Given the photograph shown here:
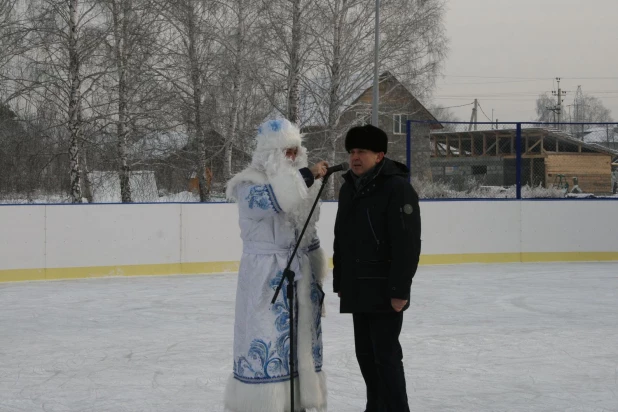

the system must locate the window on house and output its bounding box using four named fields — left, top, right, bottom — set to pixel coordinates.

left=472, top=165, right=488, bottom=175
left=393, top=114, right=411, bottom=135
